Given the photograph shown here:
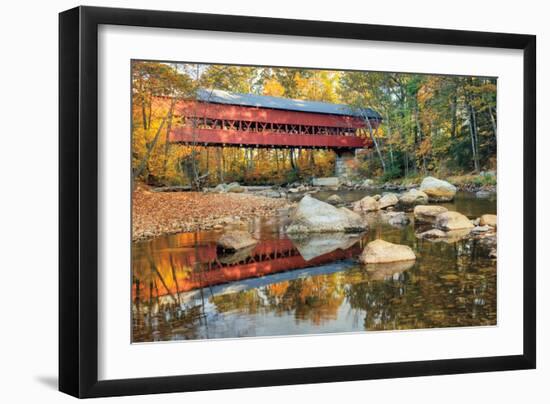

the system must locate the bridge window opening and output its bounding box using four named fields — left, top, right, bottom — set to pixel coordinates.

left=179, top=116, right=369, bottom=139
